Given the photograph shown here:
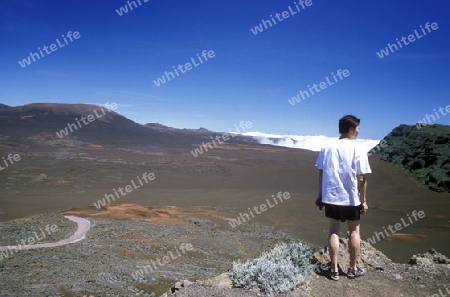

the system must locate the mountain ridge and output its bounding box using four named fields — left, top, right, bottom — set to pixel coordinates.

left=0, top=103, right=258, bottom=149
